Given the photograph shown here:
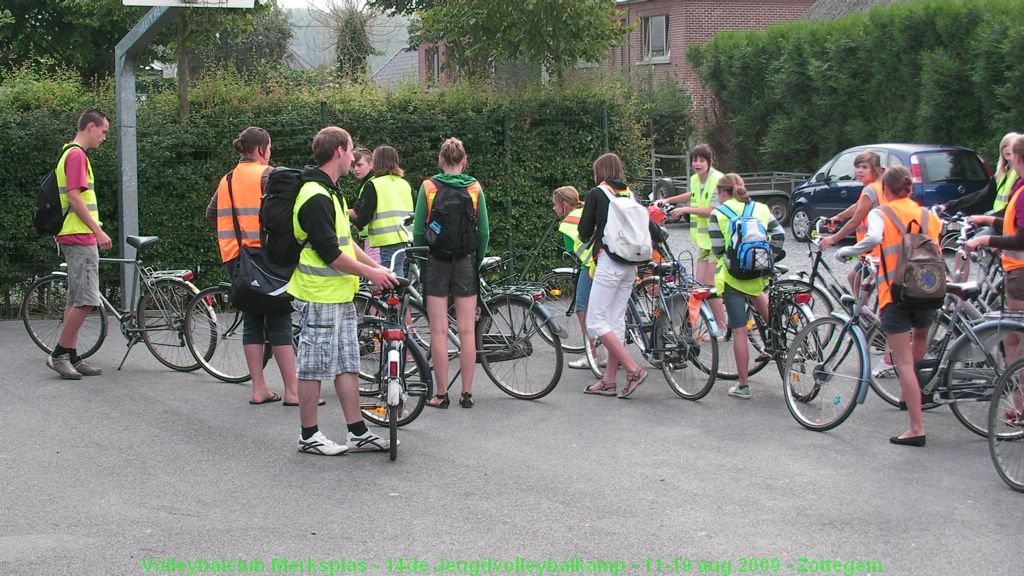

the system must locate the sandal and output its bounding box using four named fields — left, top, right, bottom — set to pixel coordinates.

left=459, top=392, right=474, bottom=408
left=427, top=393, right=450, bottom=409
left=584, top=380, right=617, bottom=396
left=619, top=368, right=648, bottom=399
